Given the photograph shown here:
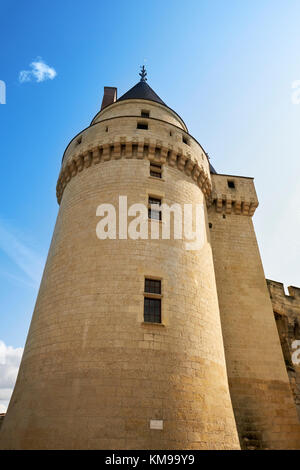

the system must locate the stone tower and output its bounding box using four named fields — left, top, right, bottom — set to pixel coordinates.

left=0, top=71, right=240, bottom=449
left=208, top=177, right=300, bottom=449
left=1, top=70, right=299, bottom=450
